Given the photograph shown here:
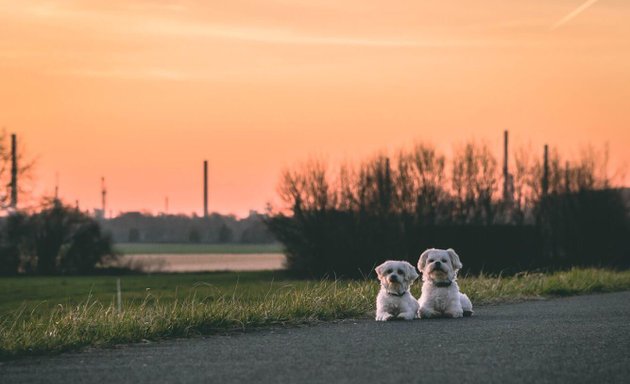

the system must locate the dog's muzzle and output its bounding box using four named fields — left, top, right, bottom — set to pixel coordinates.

left=388, top=275, right=399, bottom=283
